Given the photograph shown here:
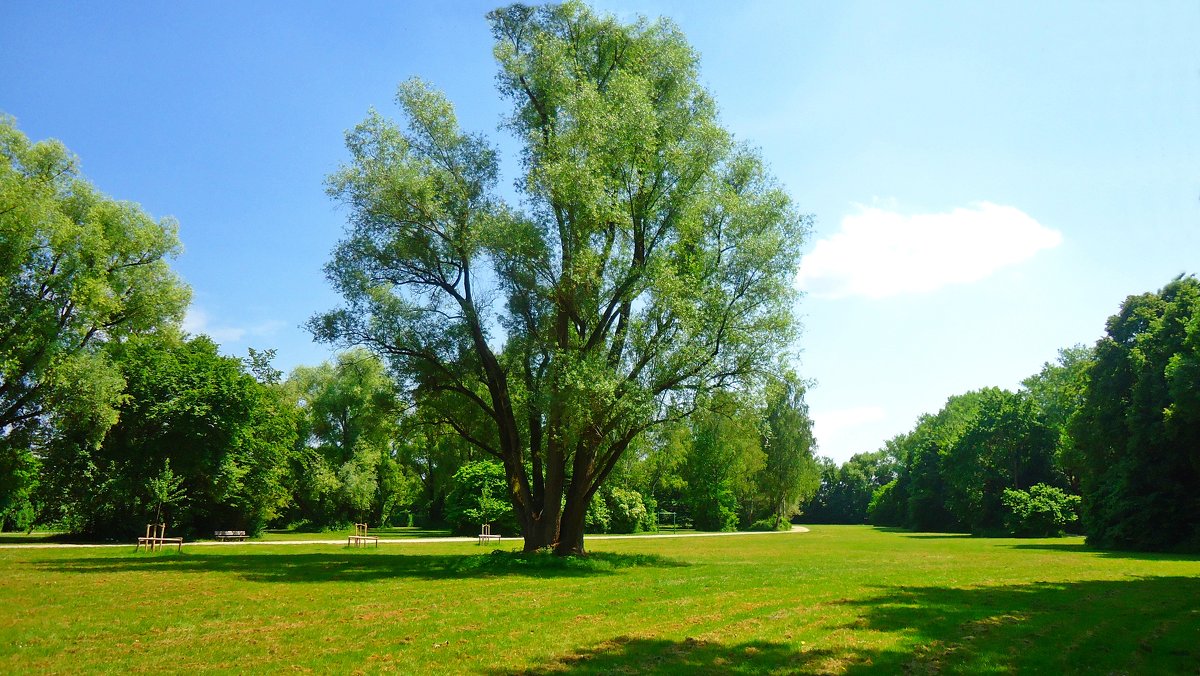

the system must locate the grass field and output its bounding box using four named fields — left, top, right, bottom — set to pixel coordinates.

left=1, top=526, right=1197, bottom=674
